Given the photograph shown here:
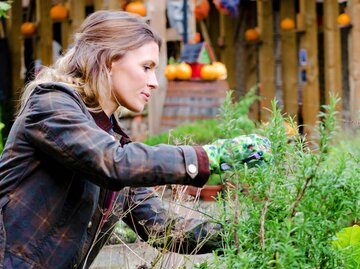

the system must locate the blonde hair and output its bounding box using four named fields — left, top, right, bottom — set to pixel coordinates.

left=19, top=10, right=162, bottom=113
